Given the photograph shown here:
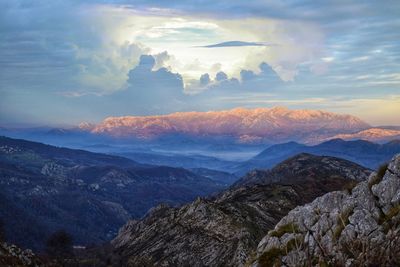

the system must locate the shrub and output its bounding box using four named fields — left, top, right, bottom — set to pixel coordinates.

left=46, top=230, right=74, bottom=260
left=343, top=181, right=358, bottom=195
left=333, top=208, right=353, bottom=240
left=285, top=236, right=303, bottom=252
left=368, top=163, right=388, bottom=189
left=0, top=218, right=4, bottom=241
left=379, top=204, right=400, bottom=233
left=258, top=247, right=283, bottom=267
left=377, top=163, right=389, bottom=179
